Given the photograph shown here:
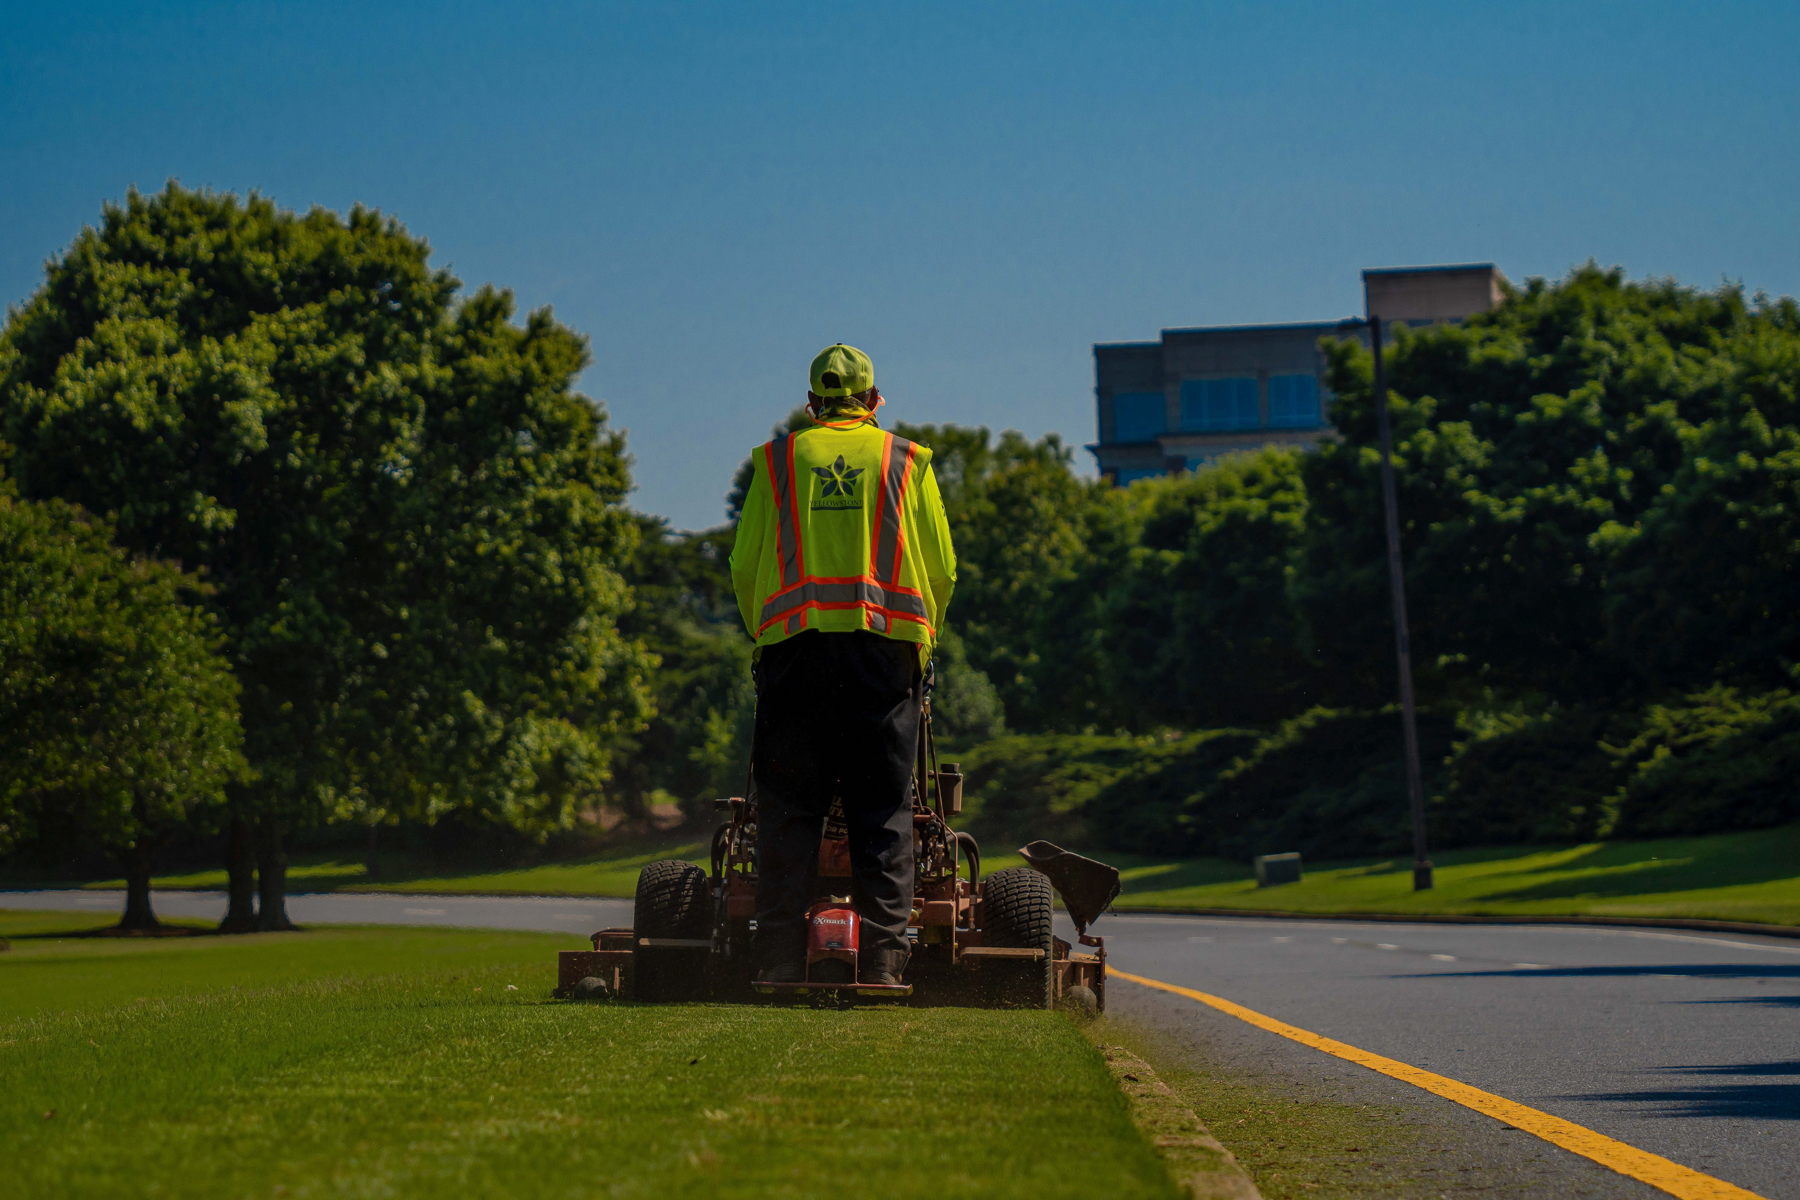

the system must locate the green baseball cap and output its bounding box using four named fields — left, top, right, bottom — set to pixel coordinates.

left=809, top=343, right=875, bottom=398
